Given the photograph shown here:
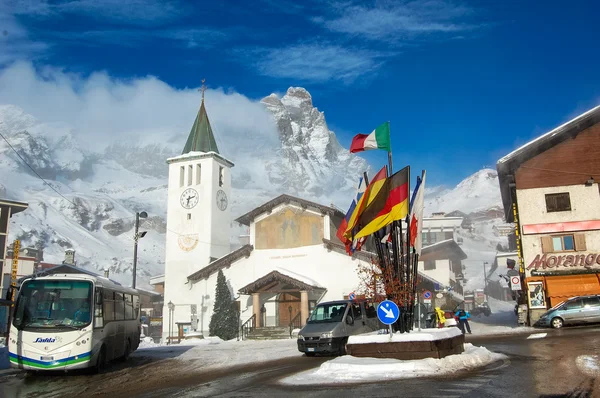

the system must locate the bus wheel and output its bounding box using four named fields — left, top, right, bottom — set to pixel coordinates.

left=121, top=340, right=131, bottom=362
left=94, top=346, right=106, bottom=374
